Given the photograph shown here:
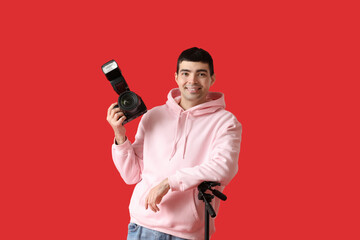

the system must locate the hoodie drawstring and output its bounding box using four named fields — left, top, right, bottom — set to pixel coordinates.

left=169, top=112, right=192, bottom=160
left=182, top=112, right=191, bottom=159
left=169, top=112, right=181, bottom=160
